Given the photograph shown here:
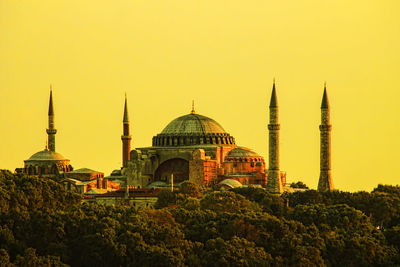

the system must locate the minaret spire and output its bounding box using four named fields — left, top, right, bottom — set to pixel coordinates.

left=123, top=93, right=129, bottom=123
left=46, top=85, right=57, bottom=152
left=266, top=80, right=283, bottom=194
left=48, top=85, right=54, bottom=116
left=121, top=94, right=132, bottom=167
left=321, top=82, right=329, bottom=109
left=318, top=83, right=334, bottom=192
left=269, top=79, right=278, bottom=107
